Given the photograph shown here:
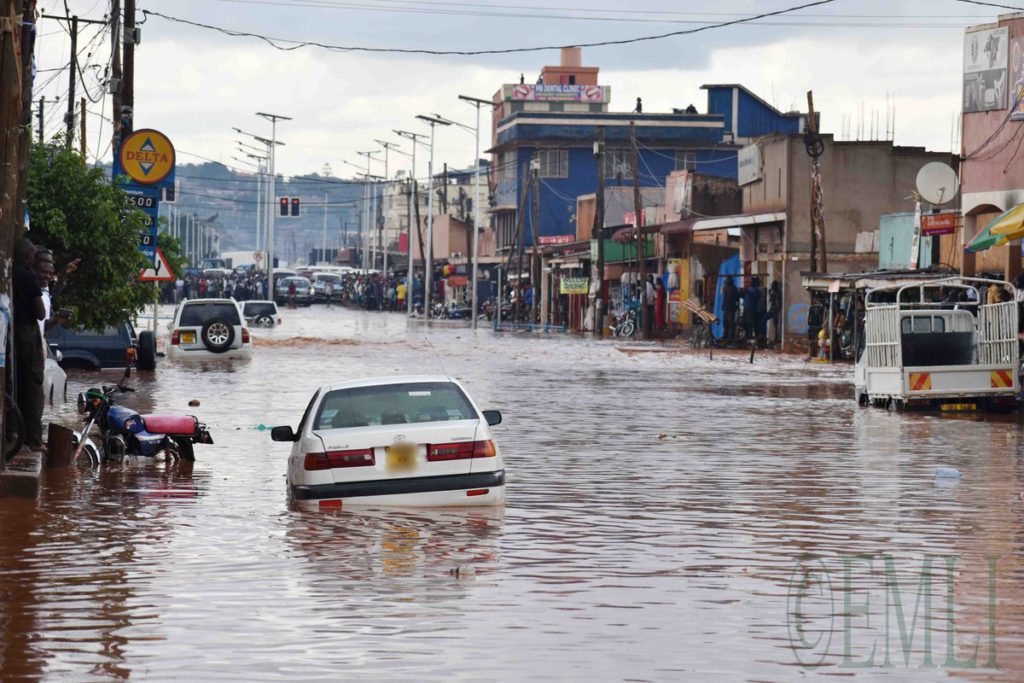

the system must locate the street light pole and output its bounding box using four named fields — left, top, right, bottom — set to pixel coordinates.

left=356, top=150, right=380, bottom=272
left=396, top=130, right=427, bottom=316
left=257, top=112, right=292, bottom=299
left=459, top=95, right=495, bottom=329
left=416, top=115, right=452, bottom=318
